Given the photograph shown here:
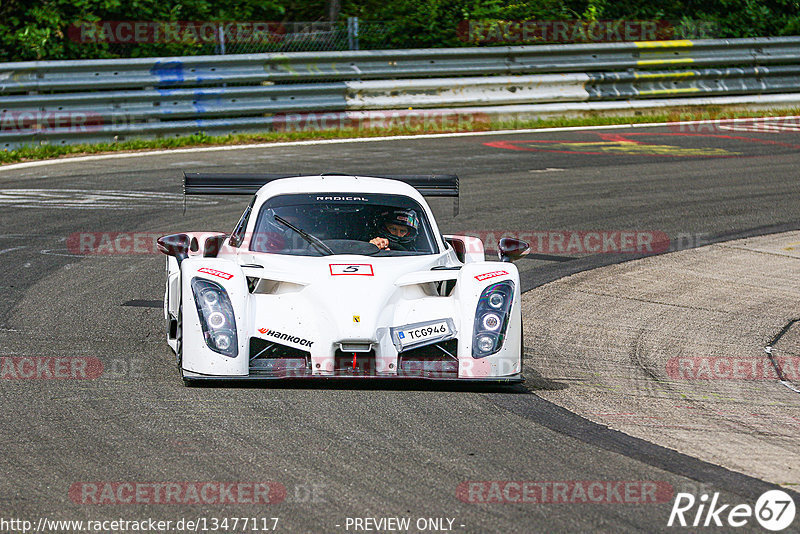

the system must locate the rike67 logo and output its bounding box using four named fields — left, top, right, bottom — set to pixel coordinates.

left=668, top=490, right=795, bottom=531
